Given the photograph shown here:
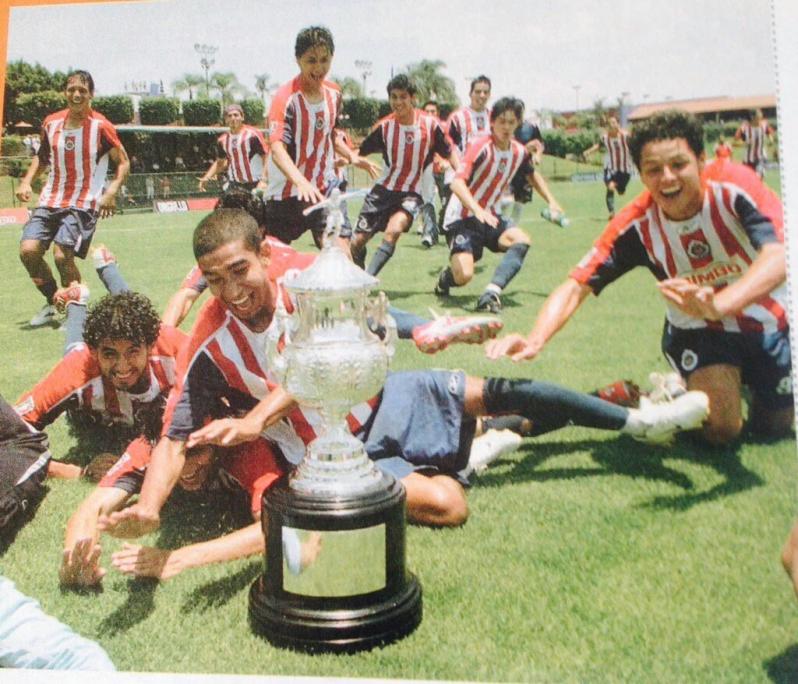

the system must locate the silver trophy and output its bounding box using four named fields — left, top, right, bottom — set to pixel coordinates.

left=249, top=189, right=422, bottom=653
